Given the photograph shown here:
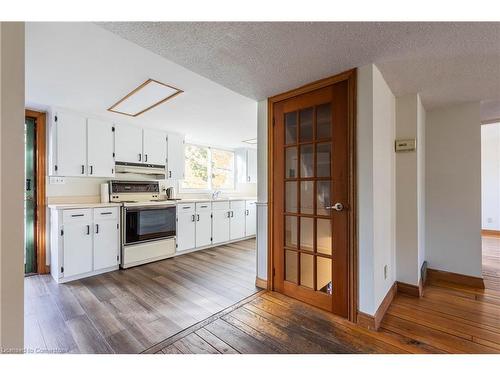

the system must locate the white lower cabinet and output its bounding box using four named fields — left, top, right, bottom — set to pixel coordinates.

left=245, top=200, right=257, bottom=236
left=176, top=204, right=196, bottom=252
left=50, top=206, right=120, bottom=283
left=229, top=200, right=246, bottom=240
left=93, top=208, right=120, bottom=270
left=212, top=202, right=230, bottom=245
left=62, top=209, right=93, bottom=278
left=175, top=199, right=256, bottom=254
left=195, top=202, right=212, bottom=248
